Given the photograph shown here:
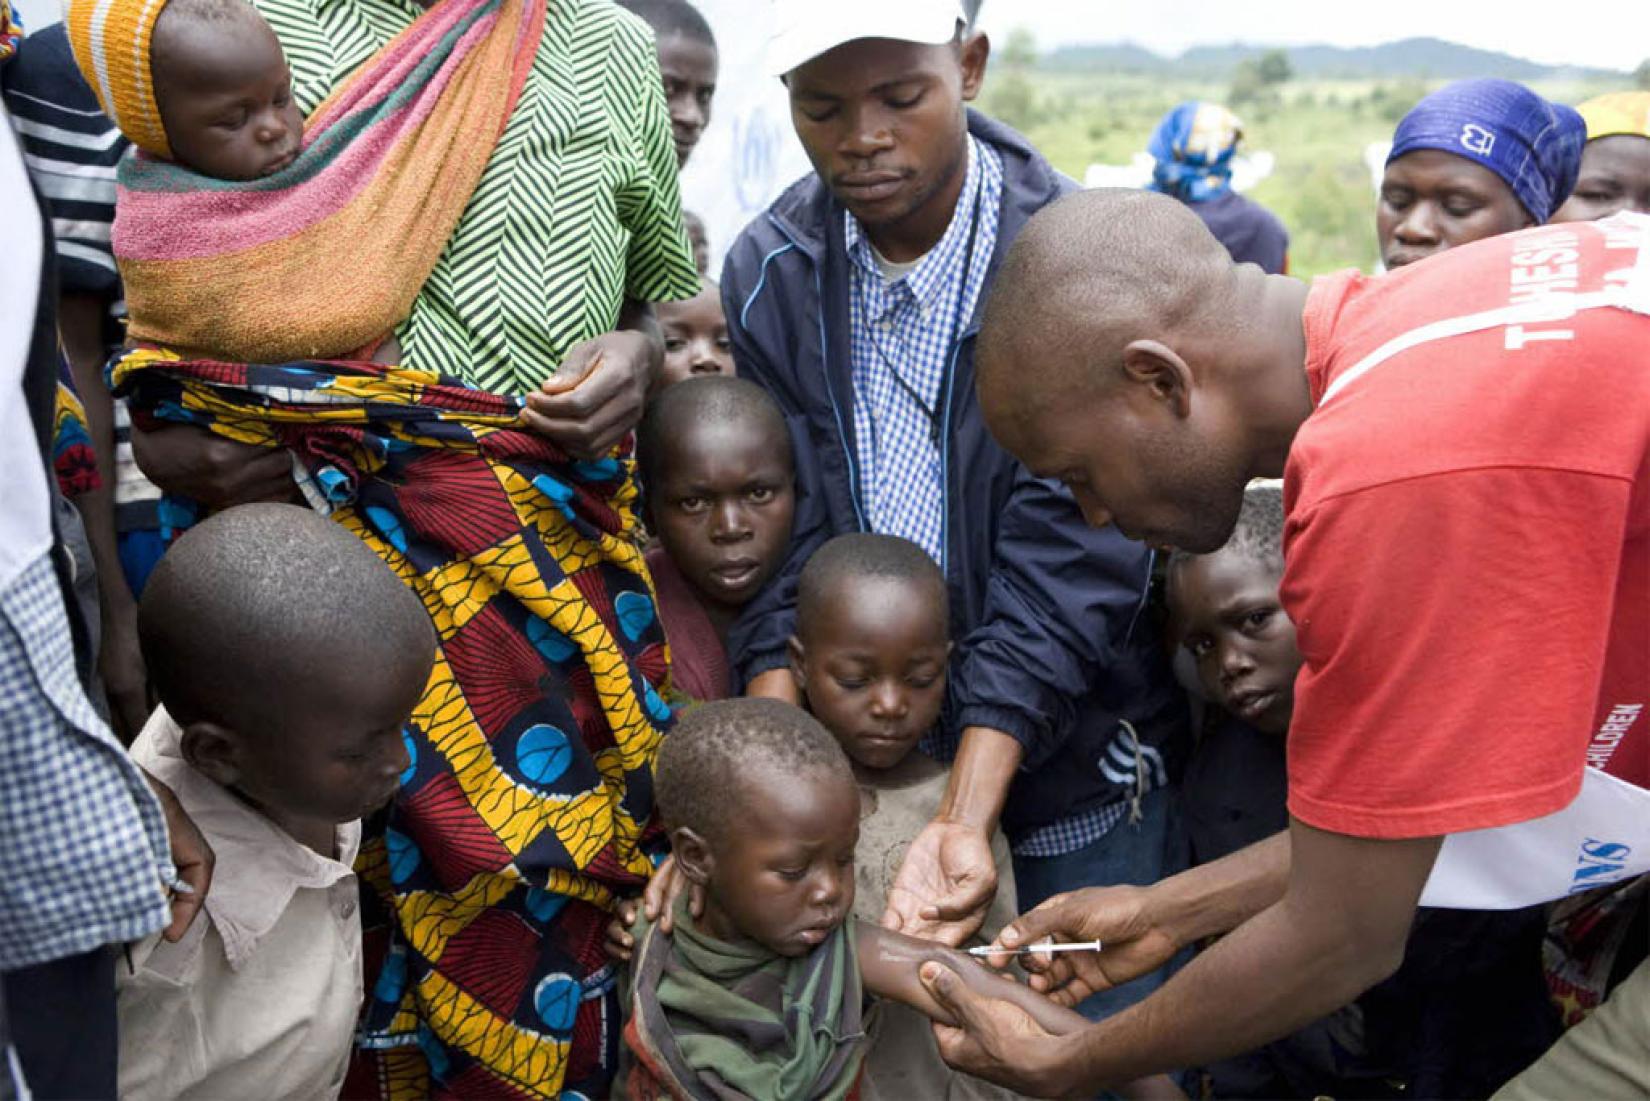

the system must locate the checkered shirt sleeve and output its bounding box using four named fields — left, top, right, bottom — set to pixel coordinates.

left=1010, top=801, right=1131, bottom=859
left=0, top=552, right=171, bottom=970
left=845, top=139, right=1003, bottom=562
